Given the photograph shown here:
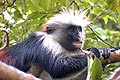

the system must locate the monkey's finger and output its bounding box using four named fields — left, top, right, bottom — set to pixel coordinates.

left=100, top=49, right=120, bottom=65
